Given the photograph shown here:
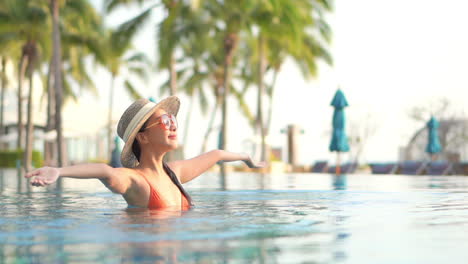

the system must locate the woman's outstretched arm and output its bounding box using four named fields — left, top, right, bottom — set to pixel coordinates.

left=168, top=149, right=266, bottom=184
left=24, top=164, right=133, bottom=194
